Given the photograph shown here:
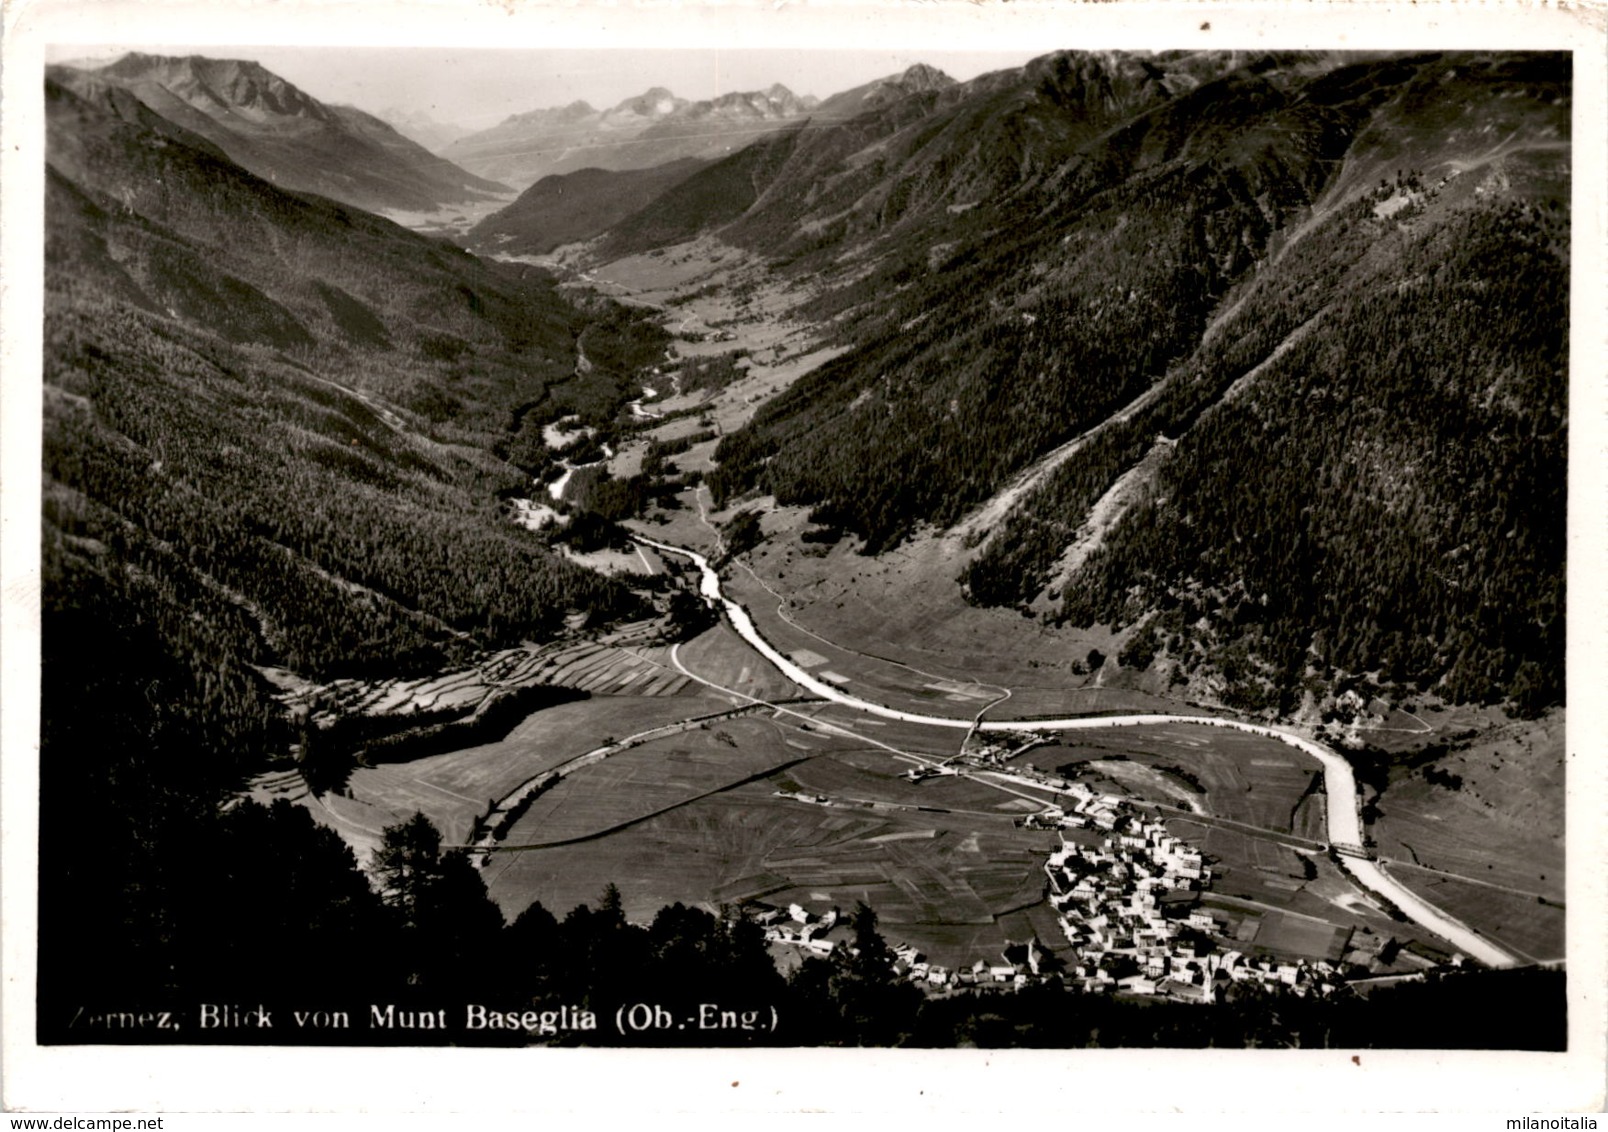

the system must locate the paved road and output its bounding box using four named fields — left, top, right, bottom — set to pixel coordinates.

left=635, top=534, right=1521, bottom=969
